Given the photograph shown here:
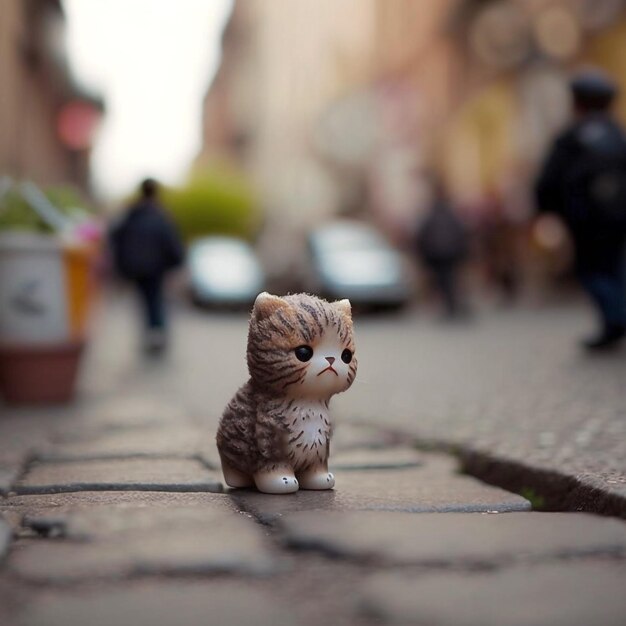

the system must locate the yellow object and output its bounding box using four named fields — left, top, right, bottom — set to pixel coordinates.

left=443, top=80, right=517, bottom=201
left=62, top=244, right=95, bottom=339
